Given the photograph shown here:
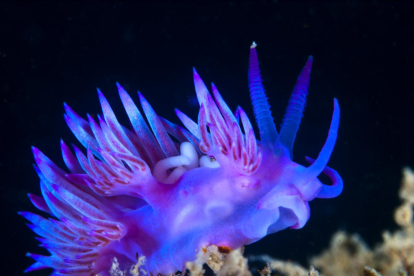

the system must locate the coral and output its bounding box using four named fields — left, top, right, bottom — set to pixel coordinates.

left=249, top=254, right=320, bottom=276
left=310, top=231, right=374, bottom=275
left=400, top=167, right=414, bottom=205
left=310, top=167, right=414, bottom=276
left=104, top=256, right=147, bottom=276
left=371, top=168, right=414, bottom=276
left=185, top=245, right=251, bottom=276
left=185, top=245, right=321, bottom=276
left=268, top=261, right=315, bottom=276
left=258, top=262, right=272, bottom=276
left=364, top=266, right=382, bottom=276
